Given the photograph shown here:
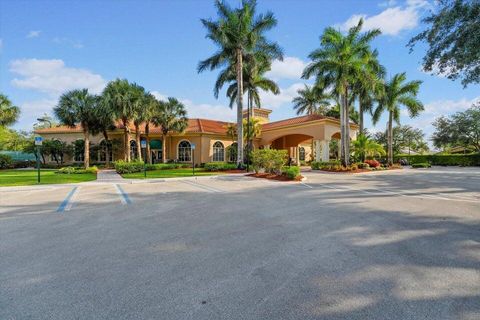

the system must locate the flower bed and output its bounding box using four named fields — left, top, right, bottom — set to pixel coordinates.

left=247, top=172, right=303, bottom=182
